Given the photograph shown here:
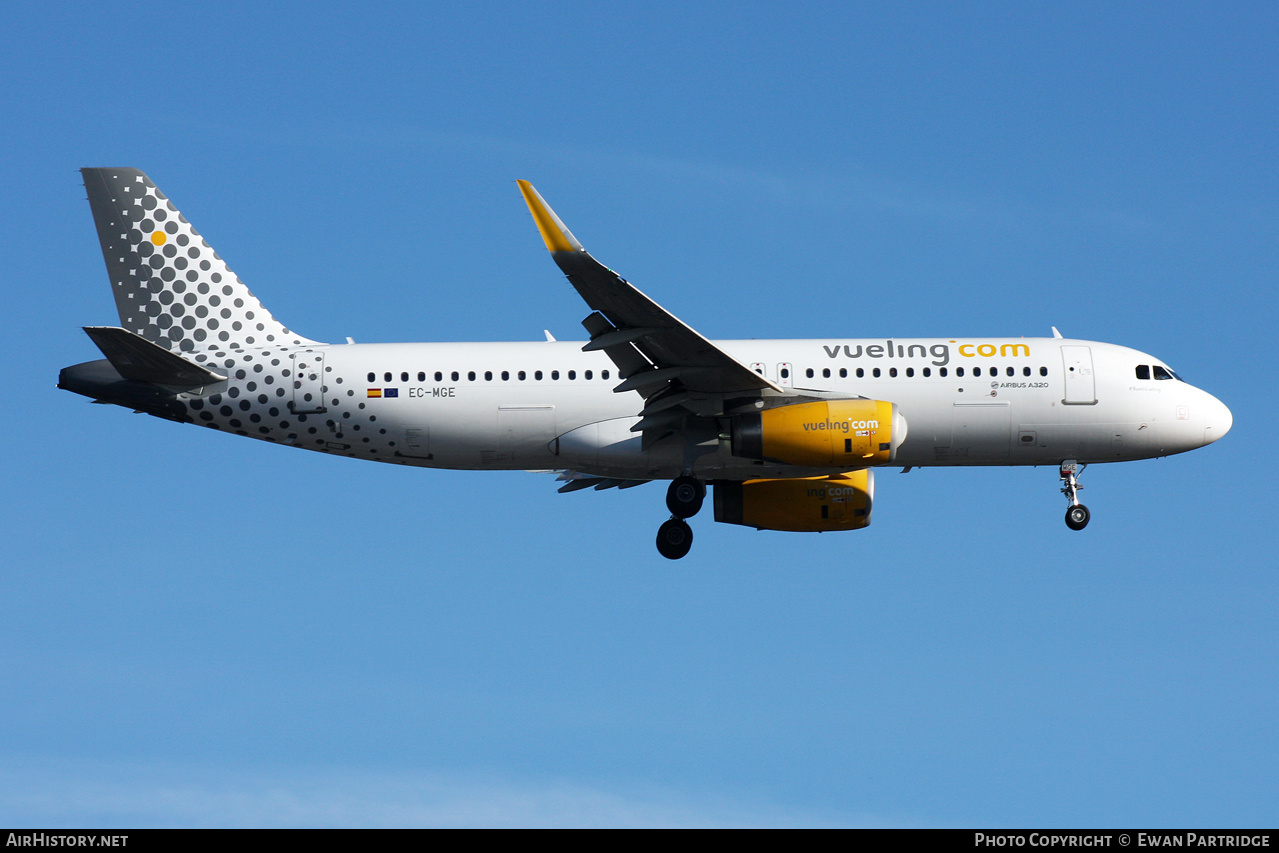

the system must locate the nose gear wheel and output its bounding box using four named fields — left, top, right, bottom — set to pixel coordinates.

left=1060, top=461, right=1090, bottom=531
